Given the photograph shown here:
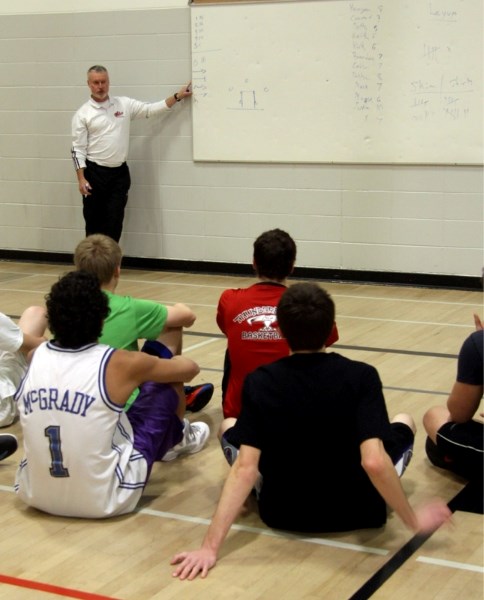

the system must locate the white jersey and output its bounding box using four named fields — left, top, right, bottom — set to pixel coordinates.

left=0, top=312, right=26, bottom=427
left=14, top=341, right=148, bottom=518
